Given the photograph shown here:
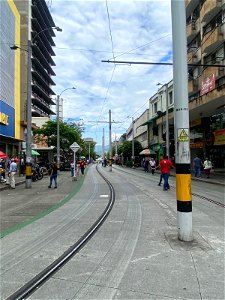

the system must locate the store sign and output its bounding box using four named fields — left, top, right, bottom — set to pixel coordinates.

left=0, top=112, right=9, bottom=125
left=200, top=74, right=215, bottom=96
left=0, top=100, right=15, bottom=137
left=214, top=129, right=225, bottom=145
